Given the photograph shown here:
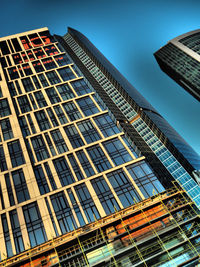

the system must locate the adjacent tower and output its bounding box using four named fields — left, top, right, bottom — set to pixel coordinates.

left=154, top=29, right=200, bottom=101
left=0, top=27, right=200, bottom=266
